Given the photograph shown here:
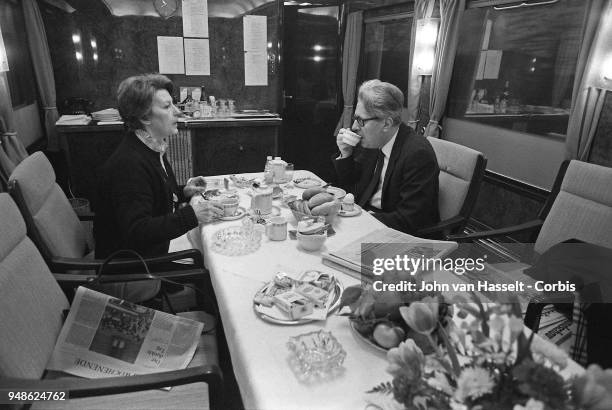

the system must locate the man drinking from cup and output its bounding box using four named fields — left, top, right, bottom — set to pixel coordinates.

left=332, top=79, right=440, bottom=235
